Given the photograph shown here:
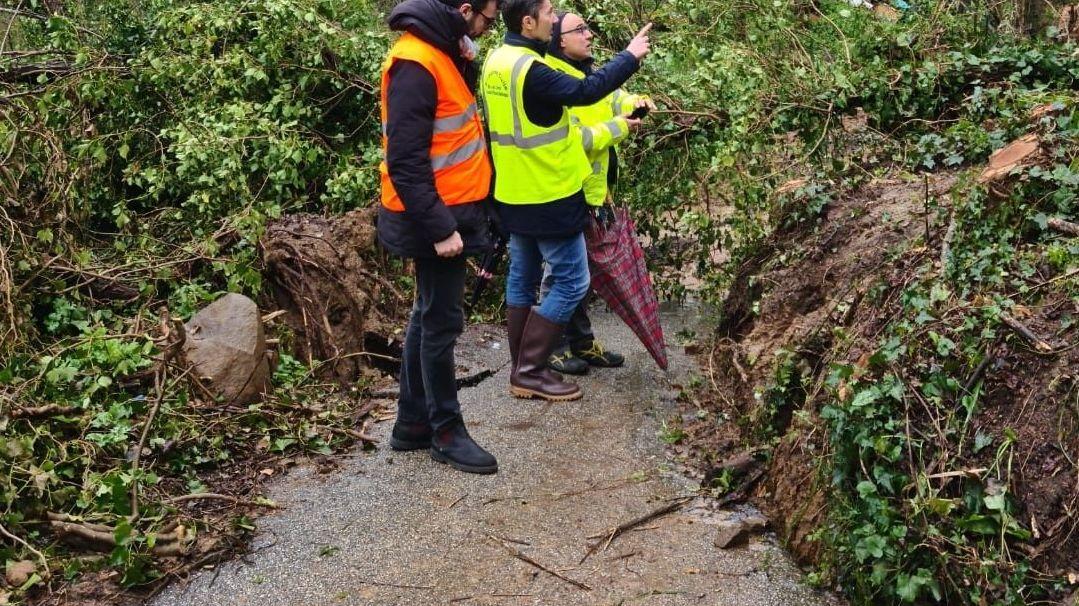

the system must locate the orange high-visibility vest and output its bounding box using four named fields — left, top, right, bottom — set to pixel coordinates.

left=379, top=32, right=491, bottom=212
